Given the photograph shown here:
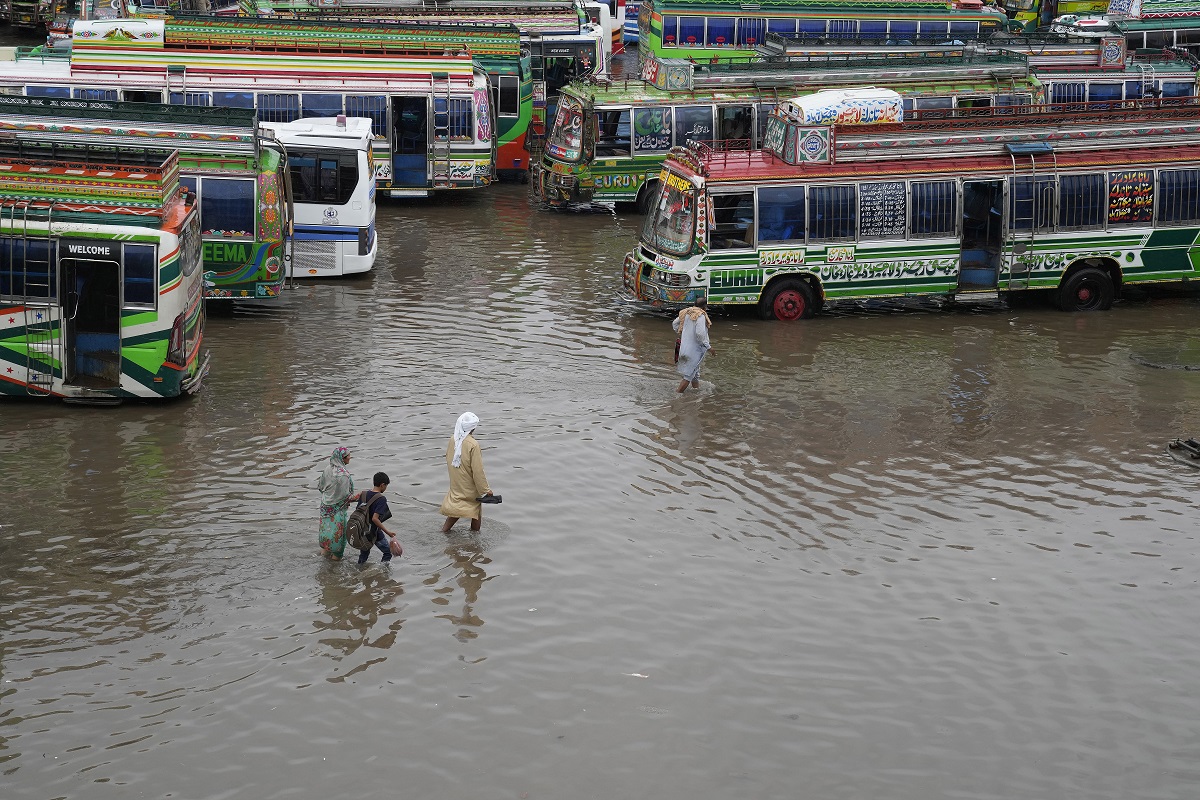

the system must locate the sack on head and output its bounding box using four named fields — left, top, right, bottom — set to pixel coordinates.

left=346, top=492, right=378, bottom=550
